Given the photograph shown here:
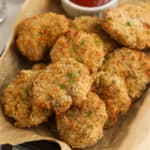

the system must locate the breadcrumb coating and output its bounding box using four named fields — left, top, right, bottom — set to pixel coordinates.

left=71, top=16, right=118, bottom=54
left=50, top=30, right=104, bottom=73
left=16, top=13, right=70, bottom=61
left=32, top=58, right=92, bottom=114
left=102, top=3, right=150, bottom=49
left=102, top=48, right=150, bottom=100
left=1, top=70, right=52, bottom=128
left=56, top=92, right=108, bottom=148
left=93, top=71, right=131, bottom=127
